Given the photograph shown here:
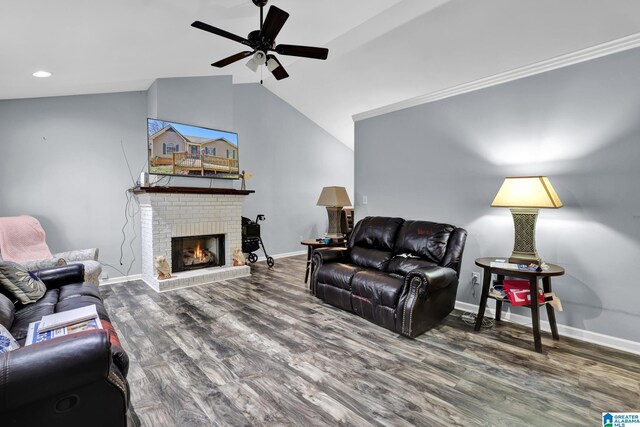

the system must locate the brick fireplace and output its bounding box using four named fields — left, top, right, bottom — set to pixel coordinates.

left=135, top=186, right=253, bottom=292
